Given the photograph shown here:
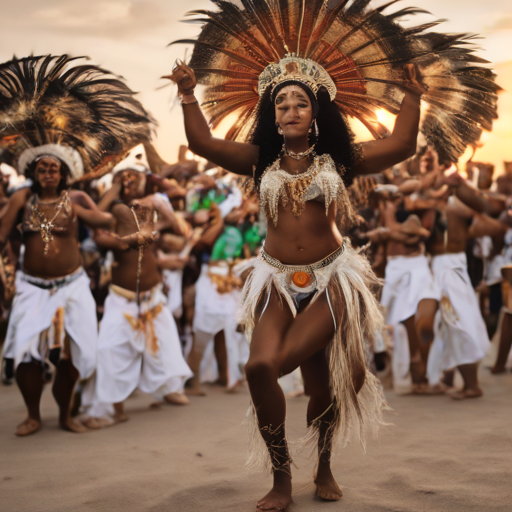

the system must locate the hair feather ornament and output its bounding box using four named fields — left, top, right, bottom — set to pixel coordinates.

left=170, top=0, right=500, bottom=164
left=0, top=54, right=155, bottom=183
